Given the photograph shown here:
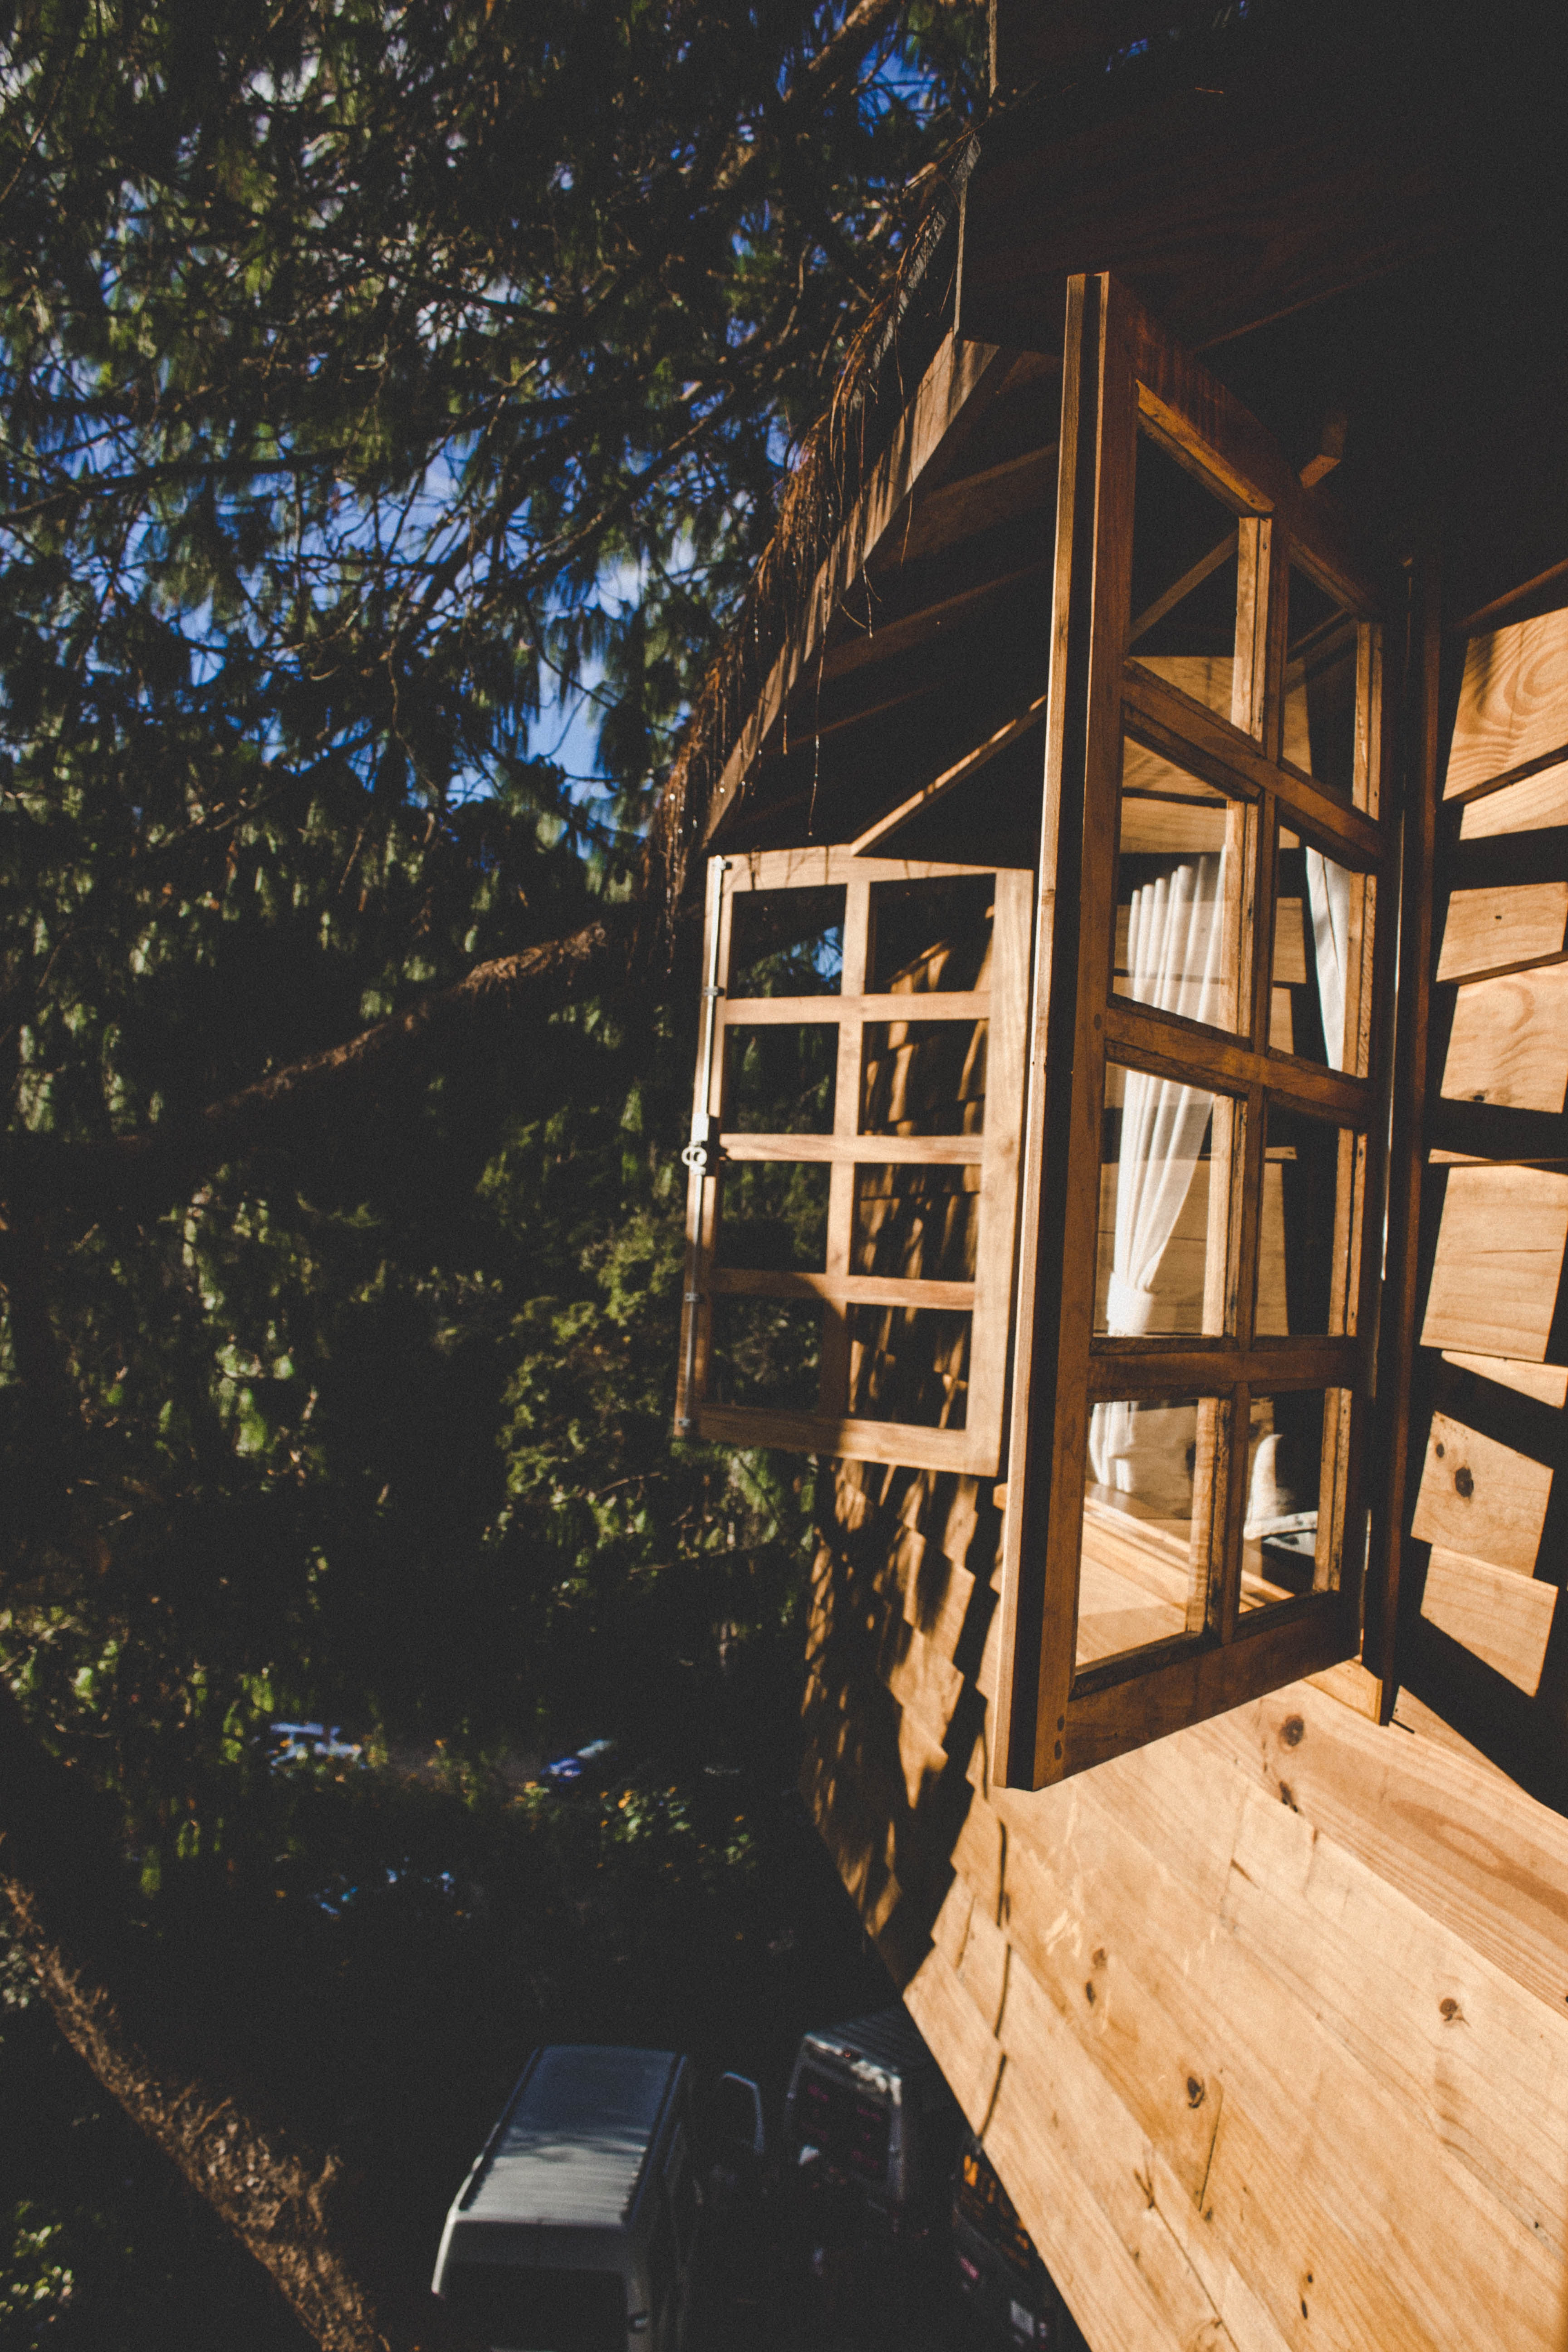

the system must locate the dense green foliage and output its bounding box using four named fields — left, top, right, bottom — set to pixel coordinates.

left=0, top=0, right=985, bottom=2336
